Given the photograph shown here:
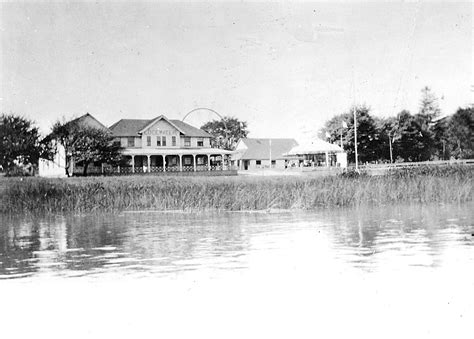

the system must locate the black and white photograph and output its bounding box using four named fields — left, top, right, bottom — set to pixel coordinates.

left=0, top=1, right=473, bottom=338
